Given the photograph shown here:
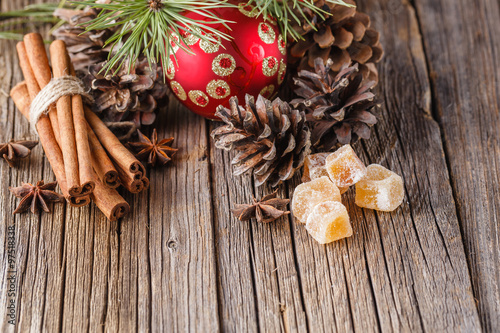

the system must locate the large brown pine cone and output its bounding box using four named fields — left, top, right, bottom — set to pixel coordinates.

left=291, top=58, right=378, bottom=151
left=288, top=0, right=383, bottom=83
left=211, top=95, right=311, bottom=187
